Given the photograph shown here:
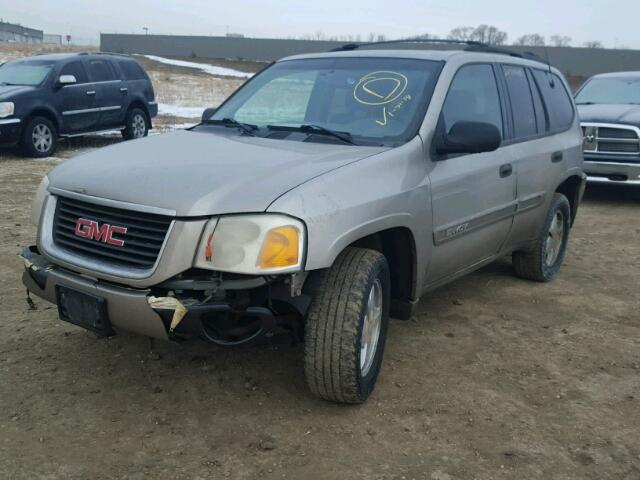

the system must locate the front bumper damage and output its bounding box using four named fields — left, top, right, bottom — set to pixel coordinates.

left=20, top=246, right=304, bottom=344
